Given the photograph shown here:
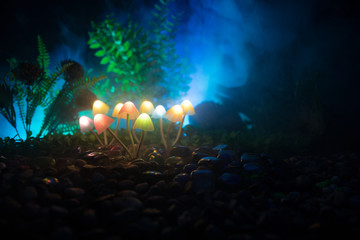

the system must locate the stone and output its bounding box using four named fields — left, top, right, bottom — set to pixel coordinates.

left=92, top=172, right=105, bottom=183
left=112, top=197, right=143, bottom=210
left=135, top=182, right=149, bottom=194
left=169, top=145, right=192, bottom=160
left=219, top=173, right=242, bottom=186
left=183, top=164, right=197, bottom=174
left=190, top=169, right=215, bottom=192
left=243, top=163, right=261, bottom=172
left=217, top=149, right=237, bottom=162
left=165, top=156, right=185, bottom=166
left=64, top=187, right=85, bottom=198
left=21, top=186, right=38, bottom=202
left=173, top=173, right=190, bottom=185
left=240, top=153, right=261, bottom=164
